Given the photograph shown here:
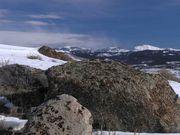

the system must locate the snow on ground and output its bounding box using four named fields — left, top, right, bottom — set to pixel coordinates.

left=0, top=115, right=27, bottom=131
left=92, top=131, right=179, bottom=135
left=168, top=70, right=180, bottom=79
left=168, top=80, right=180, bottom=96
left=0, top=44, right=67, bottom=70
